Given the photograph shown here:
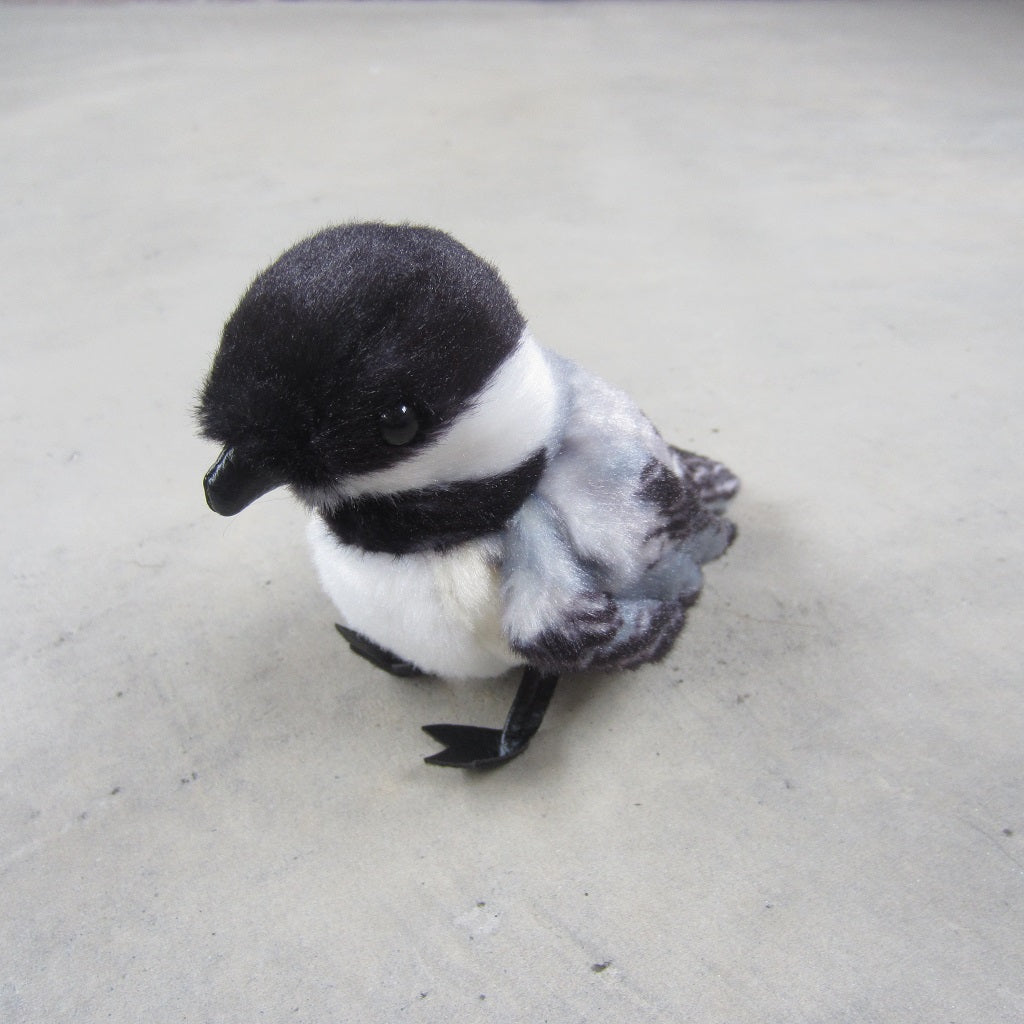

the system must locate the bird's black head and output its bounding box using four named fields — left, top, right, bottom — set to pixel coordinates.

left=196, top=223, right=525, bottom=515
